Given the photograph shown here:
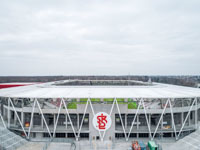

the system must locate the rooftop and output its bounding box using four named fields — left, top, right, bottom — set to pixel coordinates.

left=0, top=80, right=200, bottom=99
